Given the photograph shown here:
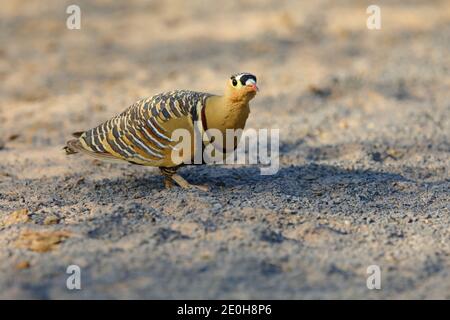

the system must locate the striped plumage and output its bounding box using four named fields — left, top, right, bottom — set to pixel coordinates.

left=68, top=90, right=212, bottom=167
left=65, top=73, right=258, bottom=190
